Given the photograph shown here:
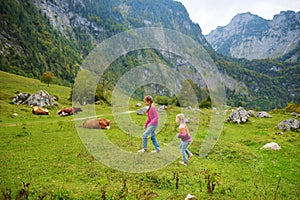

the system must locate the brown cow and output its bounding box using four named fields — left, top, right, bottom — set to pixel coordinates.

left=83, top=118, right=111, bottom=129
left=57, top=107, right=82, bottom=116
left=32, top=106, right=49, bottom=115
